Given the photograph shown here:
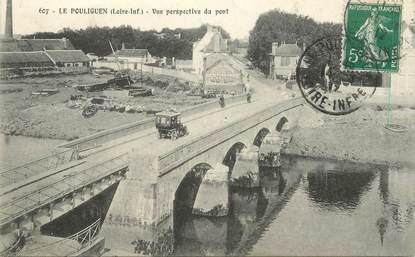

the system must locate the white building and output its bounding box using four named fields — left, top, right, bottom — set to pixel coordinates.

left=192, top=25, right=228, bottom=75
left=106, top=44, right=155, bottom=66
left=269, top=42, right=303, bottom=80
